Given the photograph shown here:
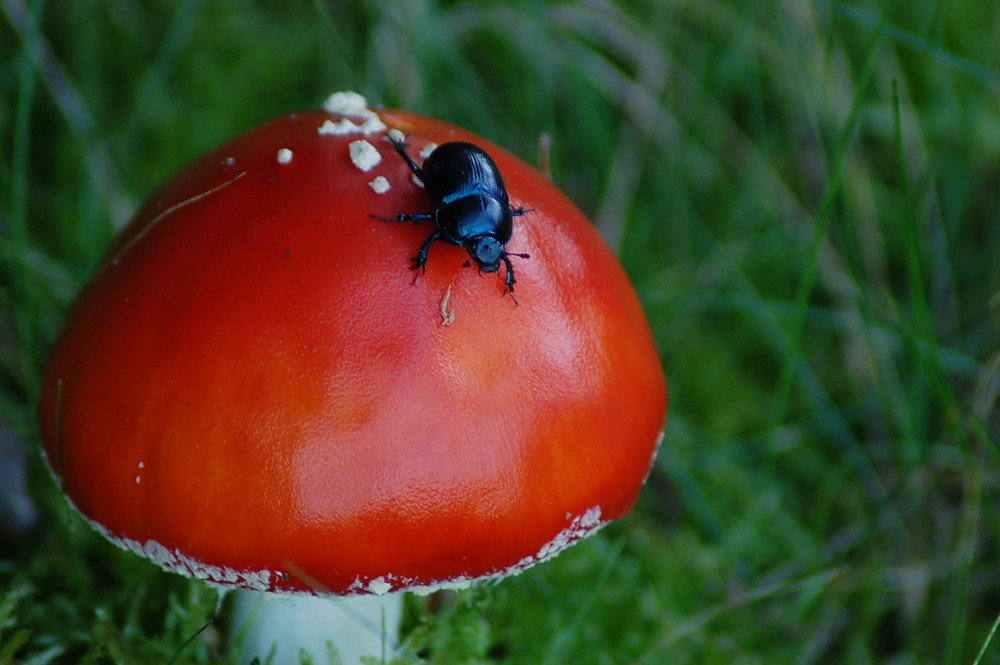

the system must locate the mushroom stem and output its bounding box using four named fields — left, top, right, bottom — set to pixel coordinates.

left=229, top=590, right=402, bottom=664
